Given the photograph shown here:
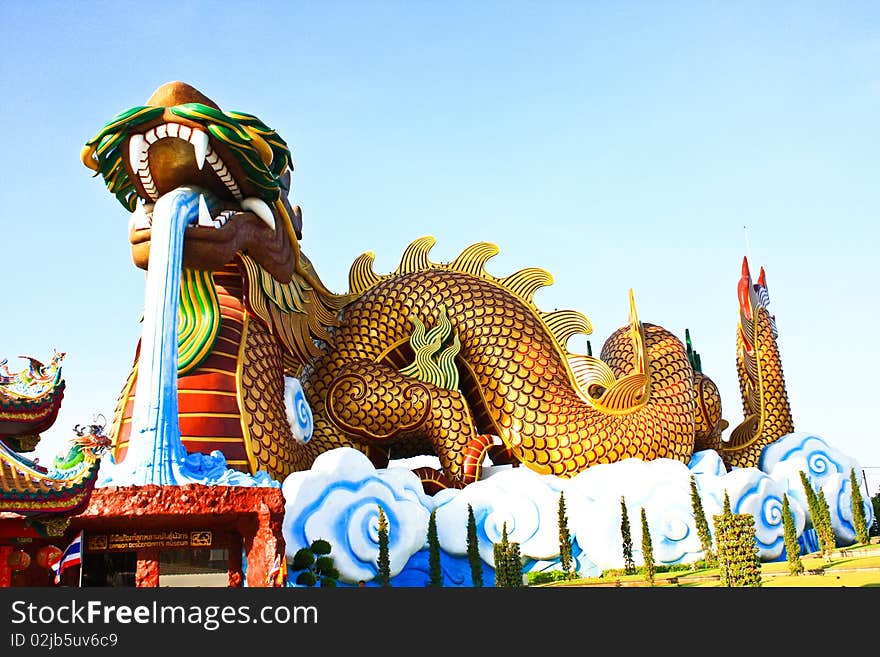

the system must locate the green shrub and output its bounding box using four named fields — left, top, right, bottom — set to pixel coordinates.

left=713, top=497, right=762, bottom=587
left=601, top=563, right=690, bottom=578
left=291, top=548, right=315, bottom=570
left=291, top=539, right=339, bottom=587
left=528, top=570, right=569, bottom=585
left=296, top=571, right=317, bottom=587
